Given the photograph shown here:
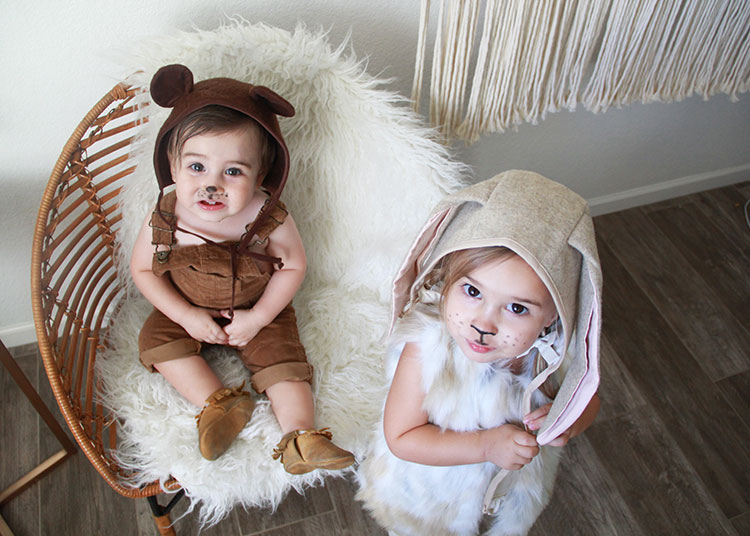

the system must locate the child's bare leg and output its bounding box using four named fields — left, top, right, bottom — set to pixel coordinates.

left=157, top=355, right=254, bottom=460
left=267, top=380, right=353, bottom=473
left=265, top=380, right=314, bottom=433
left=154, top=355, right=224, bottom=407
